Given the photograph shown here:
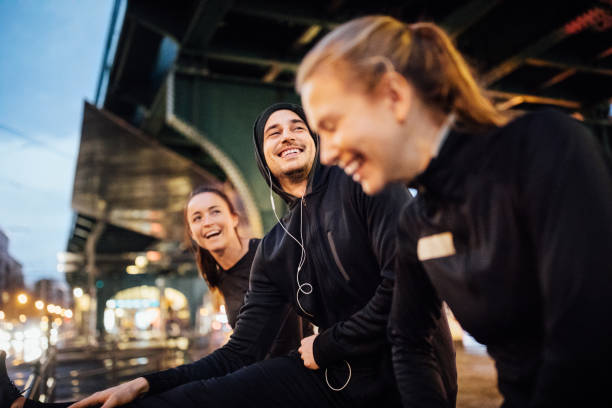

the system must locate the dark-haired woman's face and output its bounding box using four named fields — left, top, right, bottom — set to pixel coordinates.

left=187, top=192, right=239, bottom=253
